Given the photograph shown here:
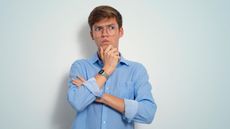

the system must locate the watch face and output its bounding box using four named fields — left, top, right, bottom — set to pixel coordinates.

left=99, top=70, right=104, bottom=74
left=98, top=69, right=109, bottom=79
